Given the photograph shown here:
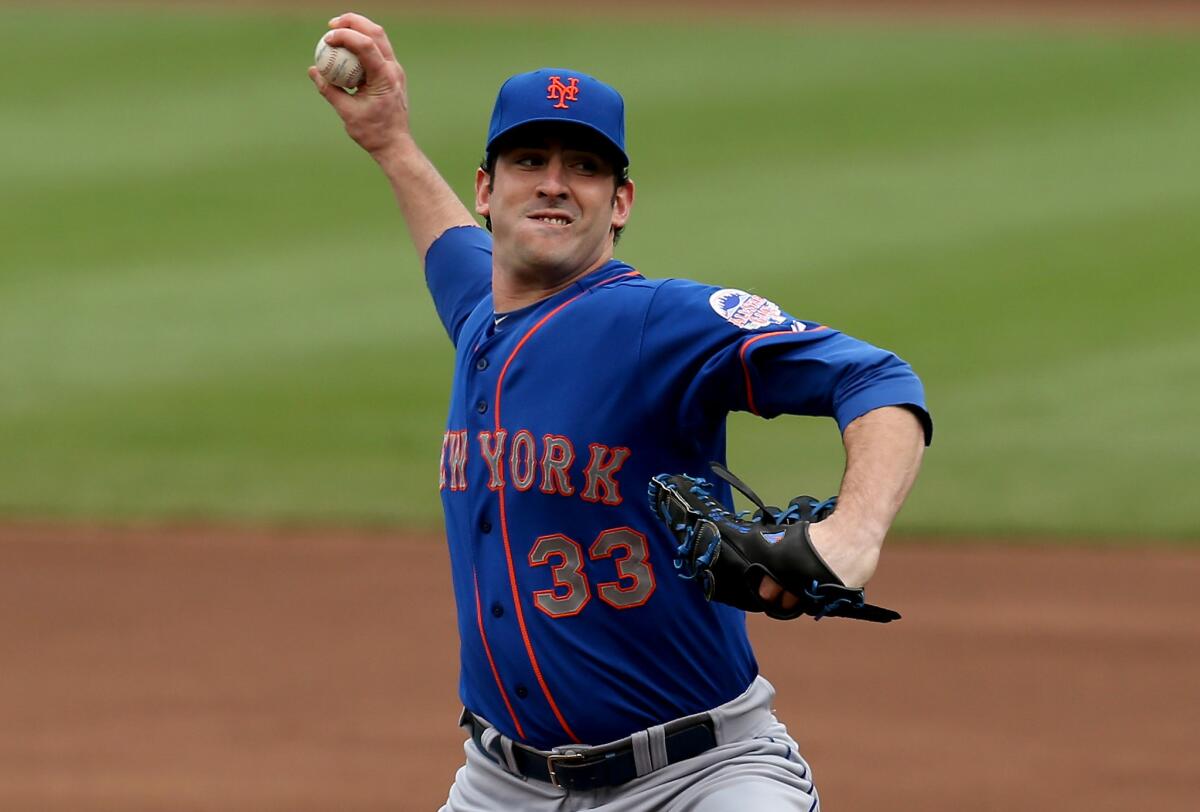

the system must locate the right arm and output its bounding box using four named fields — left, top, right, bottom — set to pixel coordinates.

left=309, top=13, right=477, bottom=259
